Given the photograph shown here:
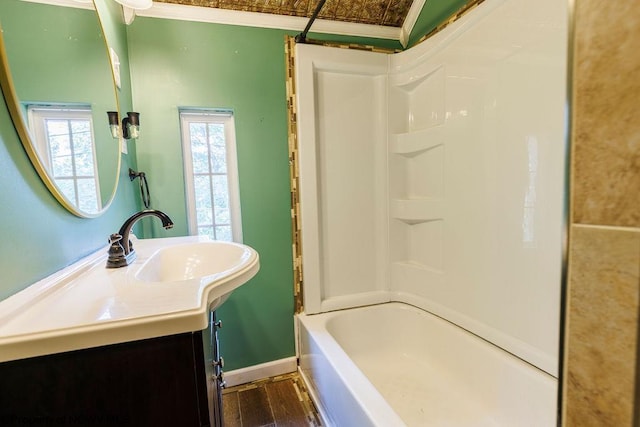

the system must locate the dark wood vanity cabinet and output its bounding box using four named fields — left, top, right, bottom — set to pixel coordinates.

left=0, top=329, right=218, bottom=427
